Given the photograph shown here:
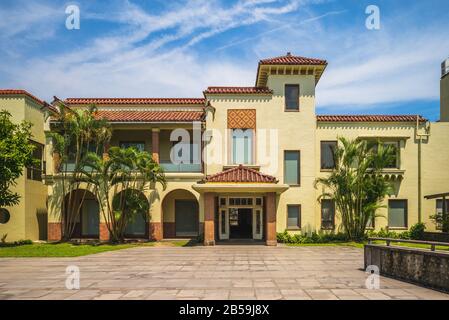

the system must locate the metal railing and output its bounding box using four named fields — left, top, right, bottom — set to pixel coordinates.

left=368, top=237, right=449, bottom=252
